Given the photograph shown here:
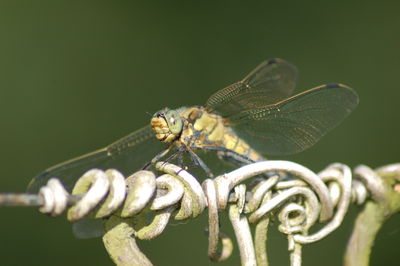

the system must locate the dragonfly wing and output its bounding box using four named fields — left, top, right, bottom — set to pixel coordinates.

left=226, top=84, right=359, bottom=155
left=205, top=58, right=298, bottom=117
left=28, top=125, right=164, bottom=192
left=72, top=218, right=104, bottom=239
